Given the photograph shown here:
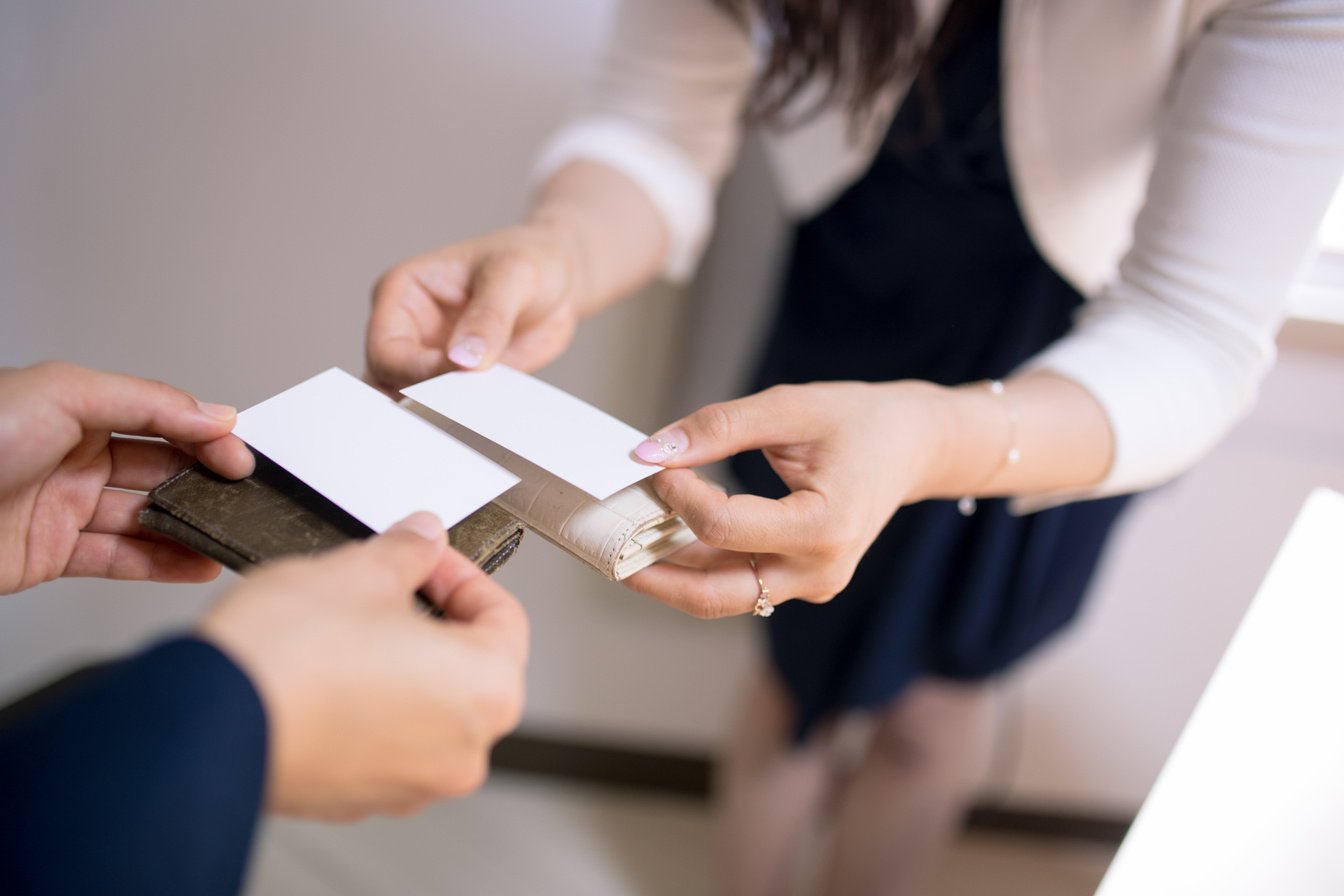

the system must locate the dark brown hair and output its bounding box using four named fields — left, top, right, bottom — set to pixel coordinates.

left=713, top=0, right=992, bottom=132
left=712, top=0, right=921, bottom=128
